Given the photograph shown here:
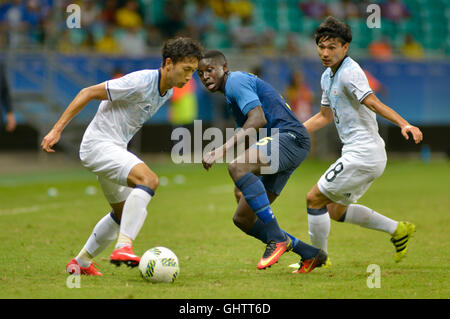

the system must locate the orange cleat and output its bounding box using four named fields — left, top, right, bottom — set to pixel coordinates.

left=257, top=237, right=292, bottom=270
left=66, top=258, right=102, bottom=276
left=292, top=249, right=328, bottom=274
left=110, top=245, right=140, bottom=268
